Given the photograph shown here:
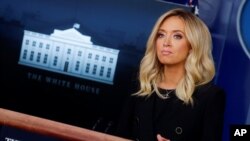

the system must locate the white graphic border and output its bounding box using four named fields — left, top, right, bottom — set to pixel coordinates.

left=237, top=0, right=250, bottom=59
